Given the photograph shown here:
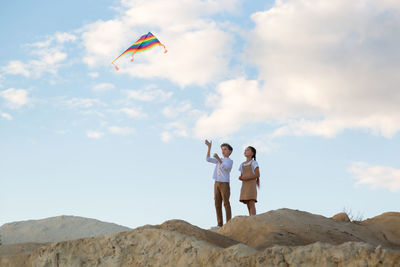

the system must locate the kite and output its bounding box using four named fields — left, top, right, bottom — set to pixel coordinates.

left=111, top=32, right=167, bottom=70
